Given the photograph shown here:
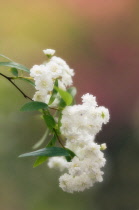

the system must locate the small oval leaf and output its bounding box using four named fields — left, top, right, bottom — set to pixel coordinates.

left=48, top=79, right=58, bottom=105
left=10, top=68, right=18, bottom=77
left=43, top=114, right=56, bottom=130
left=0, top=62, right=29, bottom=73
left=33, top=156, right=48, bottom=168
left=33, top=135, right=57, bottom=167
left=19, top=147, right=71, bottom=158
left=47, top=135, right=57, bottom=147
left=55, top=87, right=73, bottom=106
left=21, top=101, right=48, bottom=112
